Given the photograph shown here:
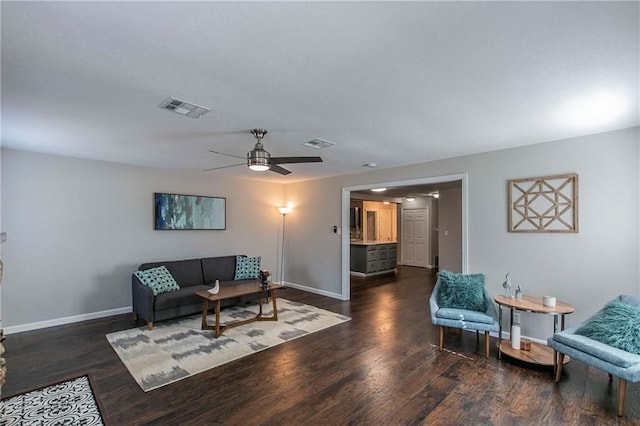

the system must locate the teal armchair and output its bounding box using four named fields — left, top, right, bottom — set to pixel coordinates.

left=548, top=295, right=640, bottom=417
left=429, top=277, right=499, bottom=358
